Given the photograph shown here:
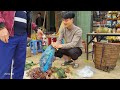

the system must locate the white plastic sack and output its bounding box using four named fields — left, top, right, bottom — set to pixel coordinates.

left=77, top=66, right=95, bottom=78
